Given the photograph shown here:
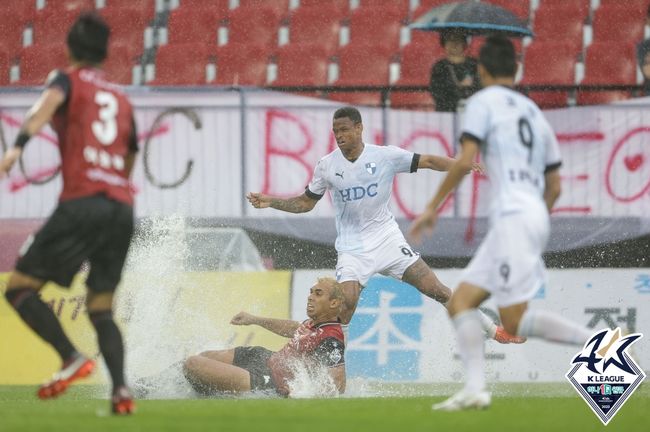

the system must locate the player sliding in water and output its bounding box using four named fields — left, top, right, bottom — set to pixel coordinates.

left=247, top=106, right=524, bottom=345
